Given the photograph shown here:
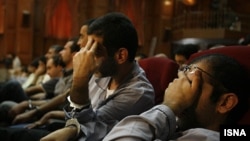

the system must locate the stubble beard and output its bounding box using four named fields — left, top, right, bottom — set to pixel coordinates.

left=98, top=56, right=118, bottom=77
